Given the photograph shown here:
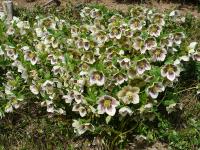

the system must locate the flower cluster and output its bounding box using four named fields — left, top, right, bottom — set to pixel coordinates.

left=0, top=6, right=199, bottom=135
